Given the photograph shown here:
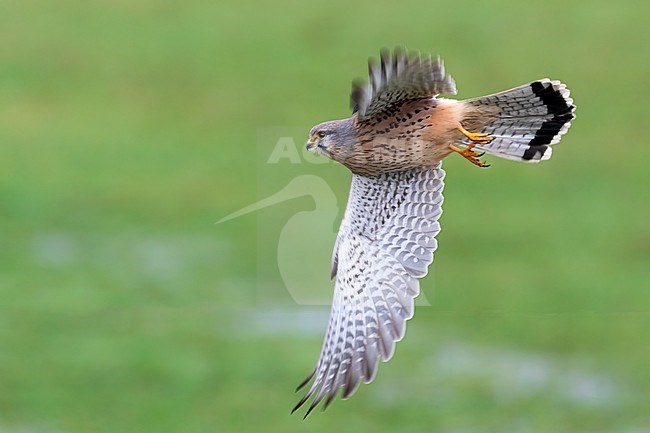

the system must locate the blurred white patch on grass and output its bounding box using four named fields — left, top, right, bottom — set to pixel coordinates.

left=432, top=341, right=620, bottom=406
left=31, top=232, right=80, bottom=267
left=374, top=339, right=627, bottom=409
left=27, top=232, right=234, bottom=303
left=231, top=306, right=330, bottom=338
left=134, top=239, right=184, bottom=281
